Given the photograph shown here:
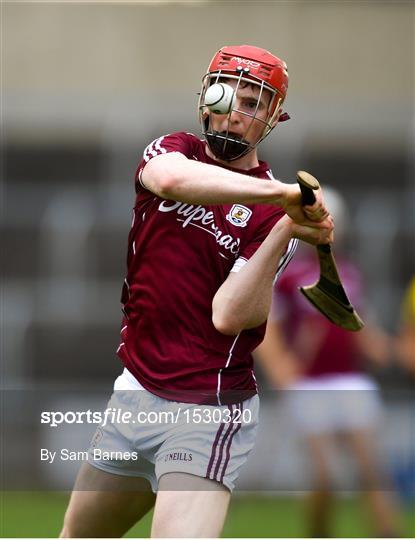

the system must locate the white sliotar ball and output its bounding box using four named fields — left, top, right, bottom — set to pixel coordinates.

left=204, top=83, right=236, bottom=114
